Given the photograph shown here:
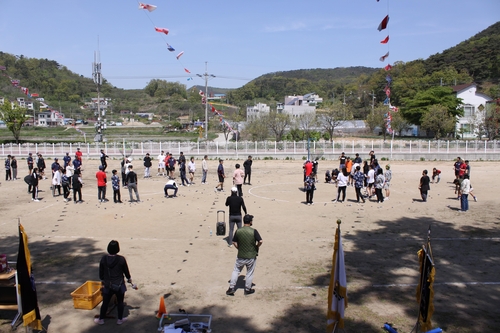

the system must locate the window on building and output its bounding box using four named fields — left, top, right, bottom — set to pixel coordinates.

left=461, top=123, right=472, bottom=133
left=463, top=105, right=475, bottom=117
